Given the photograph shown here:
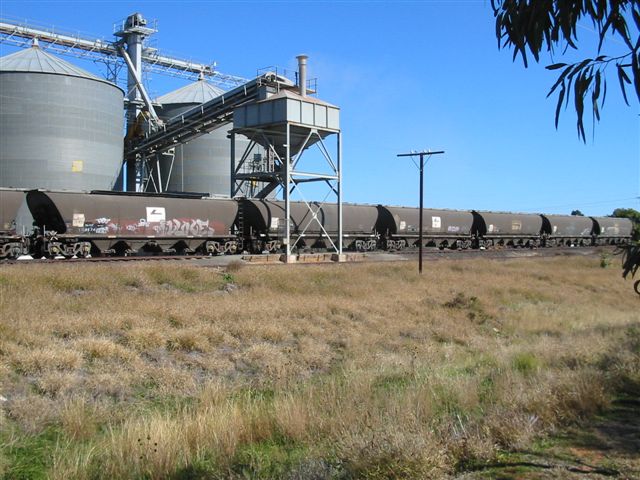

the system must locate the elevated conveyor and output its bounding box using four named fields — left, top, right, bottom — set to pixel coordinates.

left=125, top=72, right=293, bottom=161
left=0, top=16, right=247, bottom=86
